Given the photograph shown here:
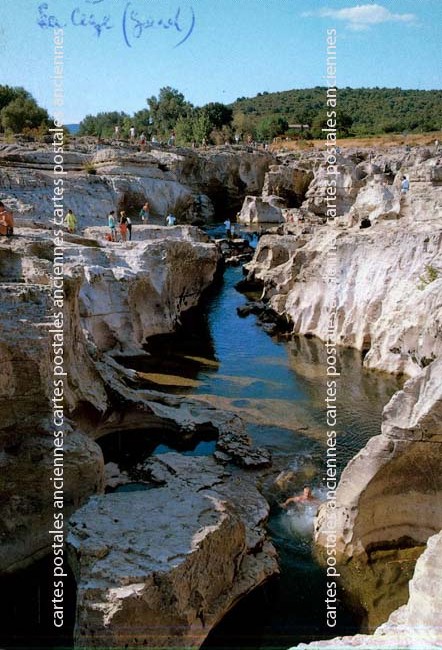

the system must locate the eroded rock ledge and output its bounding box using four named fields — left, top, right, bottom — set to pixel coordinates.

left=245, top=221, right=442, bottom=377
left=68, top=454, right=278, bottom=649
left=315, top=356, right=442, bottom=561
